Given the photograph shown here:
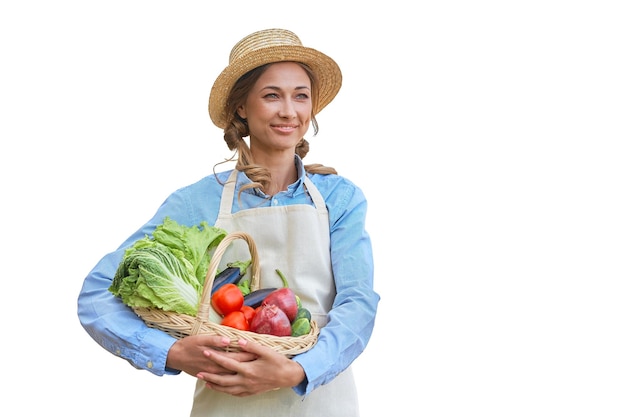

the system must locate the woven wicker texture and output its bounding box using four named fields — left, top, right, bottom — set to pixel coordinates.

left=134, top=231, right=319, bottom=357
